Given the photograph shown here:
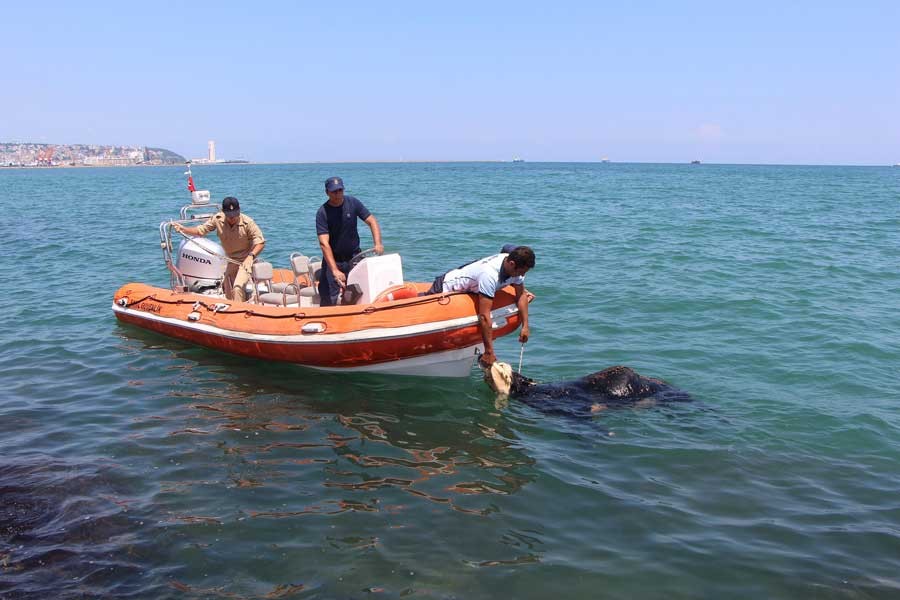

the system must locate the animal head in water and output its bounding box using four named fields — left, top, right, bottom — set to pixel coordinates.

left=484, top=361, right=514, bottom=396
